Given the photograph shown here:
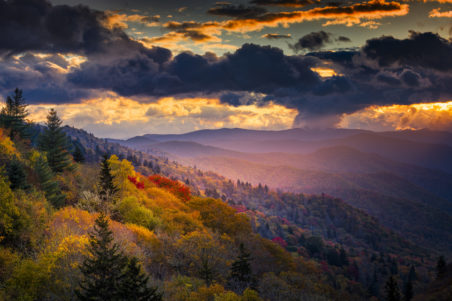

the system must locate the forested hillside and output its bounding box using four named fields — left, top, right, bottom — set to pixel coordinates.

left=0, top=89, right=449, bottom=300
